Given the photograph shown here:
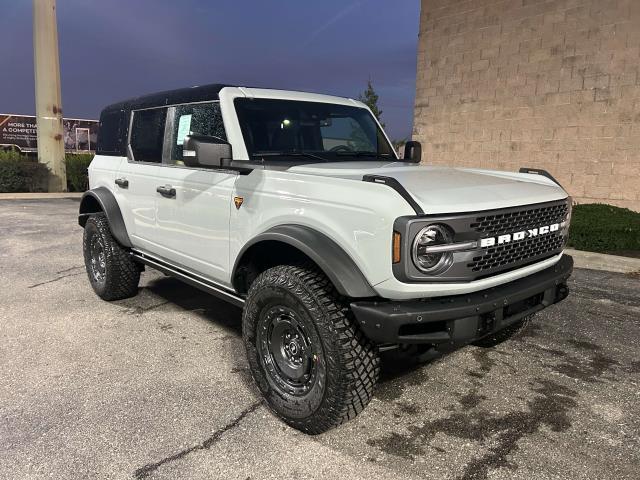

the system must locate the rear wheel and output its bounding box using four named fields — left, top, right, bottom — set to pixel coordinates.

left=242, top=265, right=380, bottom=434
left=83, top=213, right=140, bottom=301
